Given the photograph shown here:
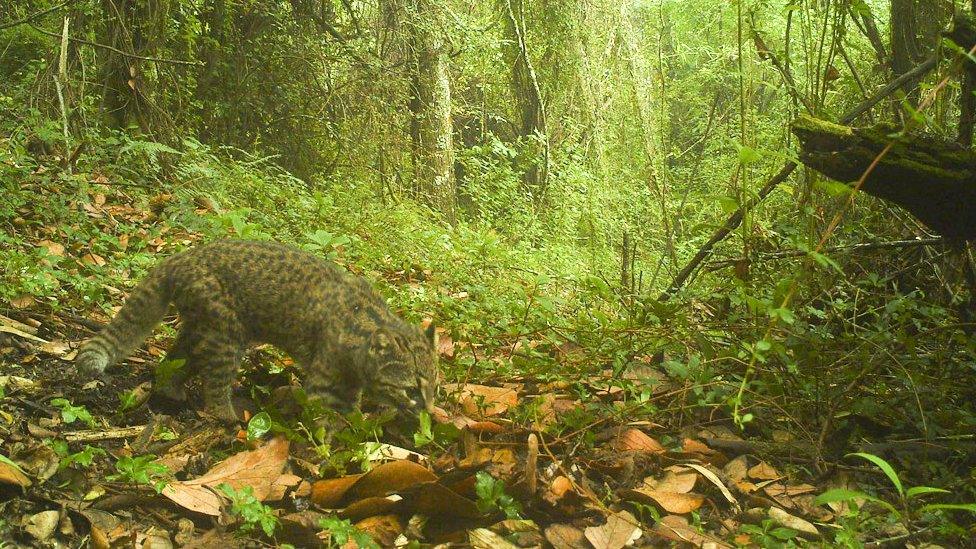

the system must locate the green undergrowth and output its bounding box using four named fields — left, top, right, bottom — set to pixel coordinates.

left=0, top=119, right=681, bottom=390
